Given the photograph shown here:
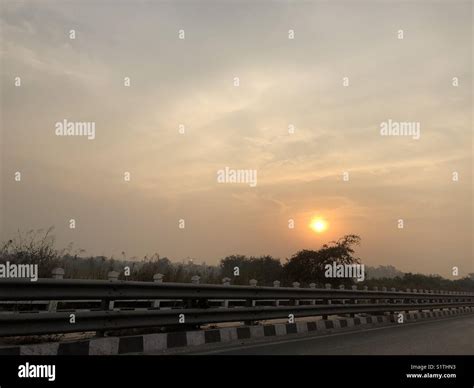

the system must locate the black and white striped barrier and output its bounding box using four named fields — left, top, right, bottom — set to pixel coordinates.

left=0, top=306, right=471, bottom=355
